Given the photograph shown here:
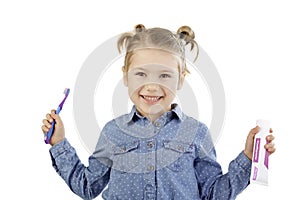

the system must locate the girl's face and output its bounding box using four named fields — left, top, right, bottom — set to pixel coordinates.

left=123, top=49, right=185, bottom=122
